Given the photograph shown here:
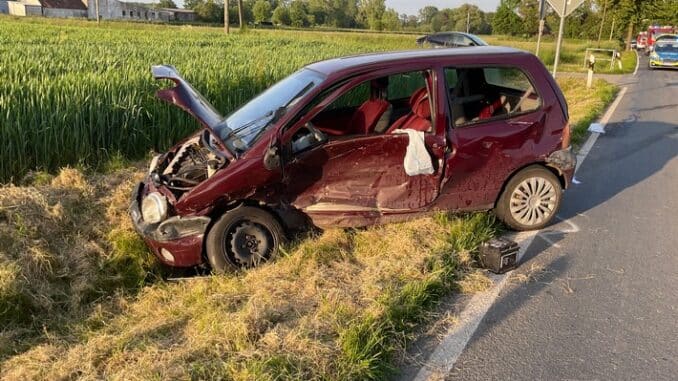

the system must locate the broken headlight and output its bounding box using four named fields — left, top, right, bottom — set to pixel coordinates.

left=141, top=192, right=168, bottom=224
